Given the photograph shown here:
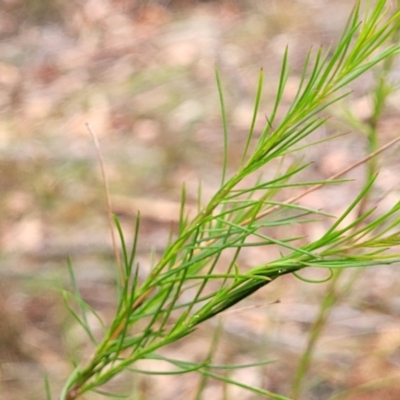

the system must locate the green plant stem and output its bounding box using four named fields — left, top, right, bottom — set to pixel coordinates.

left=59, top=2, right=400, bottom=398
left=290, top=19, right=399, bottom=399
left=290, top=270, right=358, bottom=399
